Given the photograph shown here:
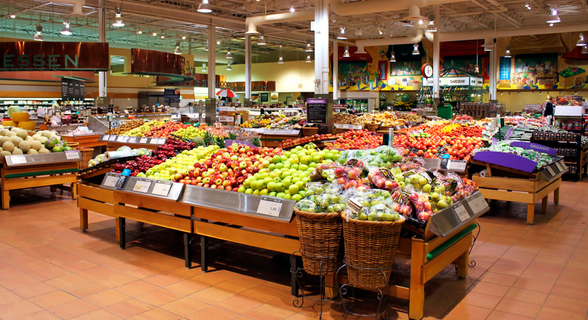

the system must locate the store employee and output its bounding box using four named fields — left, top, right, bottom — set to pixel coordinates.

left=544, top=97, right=555, bottom=124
